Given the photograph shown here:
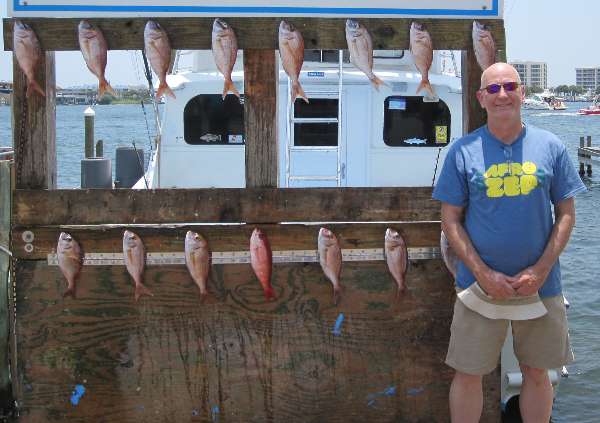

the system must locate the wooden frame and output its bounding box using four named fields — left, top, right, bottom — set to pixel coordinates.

left=3, top=15, right=505, bottom=422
